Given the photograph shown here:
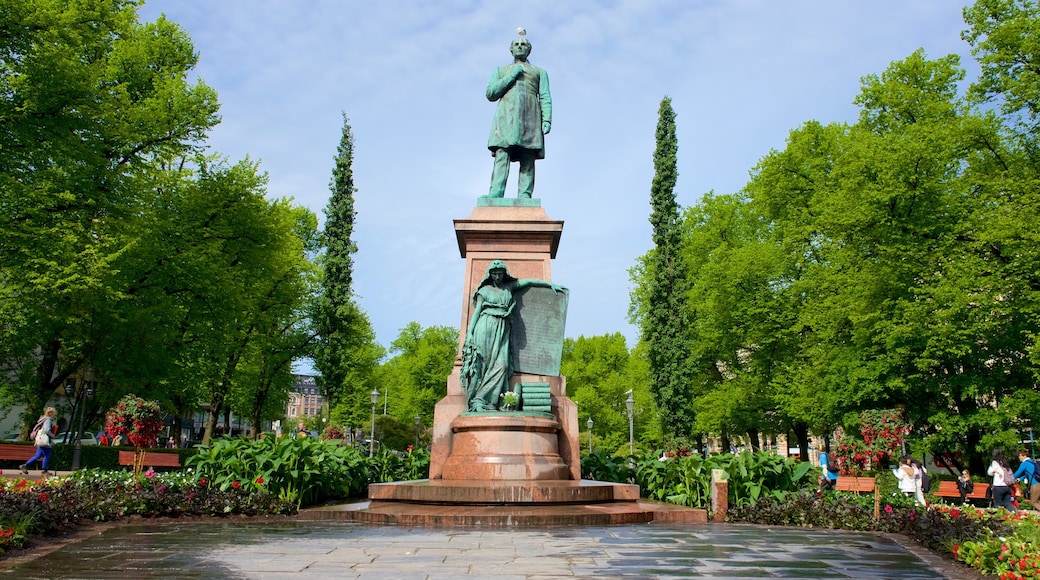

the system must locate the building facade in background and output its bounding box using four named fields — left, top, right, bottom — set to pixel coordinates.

left=287, top=374, right=322, bottom=419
